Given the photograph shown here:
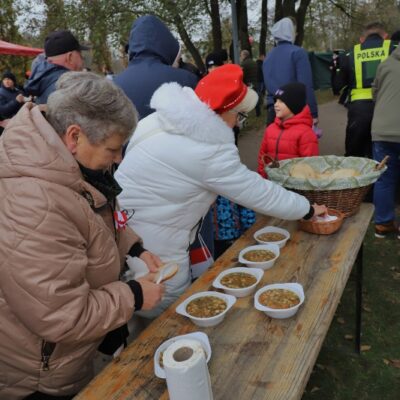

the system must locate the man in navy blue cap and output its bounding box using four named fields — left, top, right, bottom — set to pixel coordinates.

left=25, top=30, right=90, bottom=104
